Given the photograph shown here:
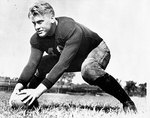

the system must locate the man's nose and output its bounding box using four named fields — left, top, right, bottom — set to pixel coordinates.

left=35, top=24, right=41, bottom=30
